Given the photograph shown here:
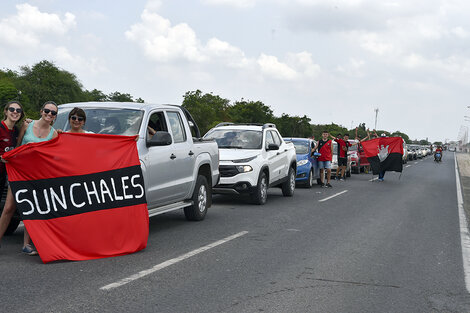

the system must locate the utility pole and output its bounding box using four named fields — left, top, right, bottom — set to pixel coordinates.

left=374, top=108, right=379, bottom=130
